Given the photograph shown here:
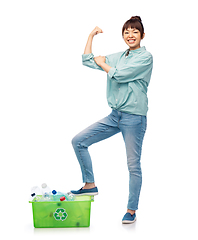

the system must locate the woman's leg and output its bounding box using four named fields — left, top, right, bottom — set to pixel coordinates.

left=72, top=114, right=120, bottom=184
left=120, top=113, right=147, bottom=212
